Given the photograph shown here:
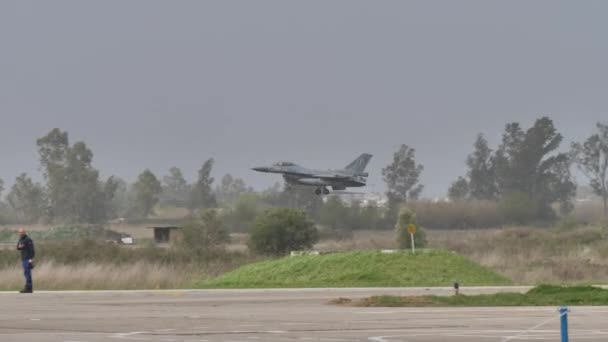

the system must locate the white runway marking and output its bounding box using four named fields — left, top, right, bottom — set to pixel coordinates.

left=355, top=307, right=557, bottom=314
left=109, top=331, right=149, bottom=340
